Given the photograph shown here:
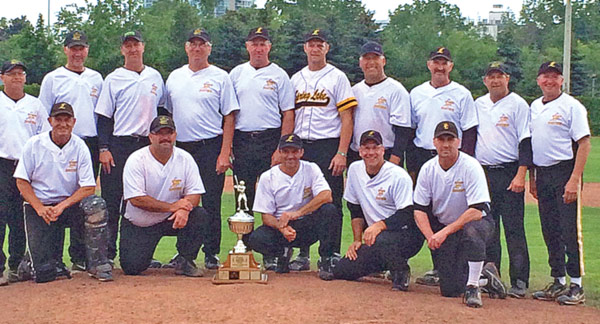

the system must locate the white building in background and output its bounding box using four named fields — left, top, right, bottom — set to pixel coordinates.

left=142, top=0, right=255, bottom=16
left=478, top=4, right=509, bottom=40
